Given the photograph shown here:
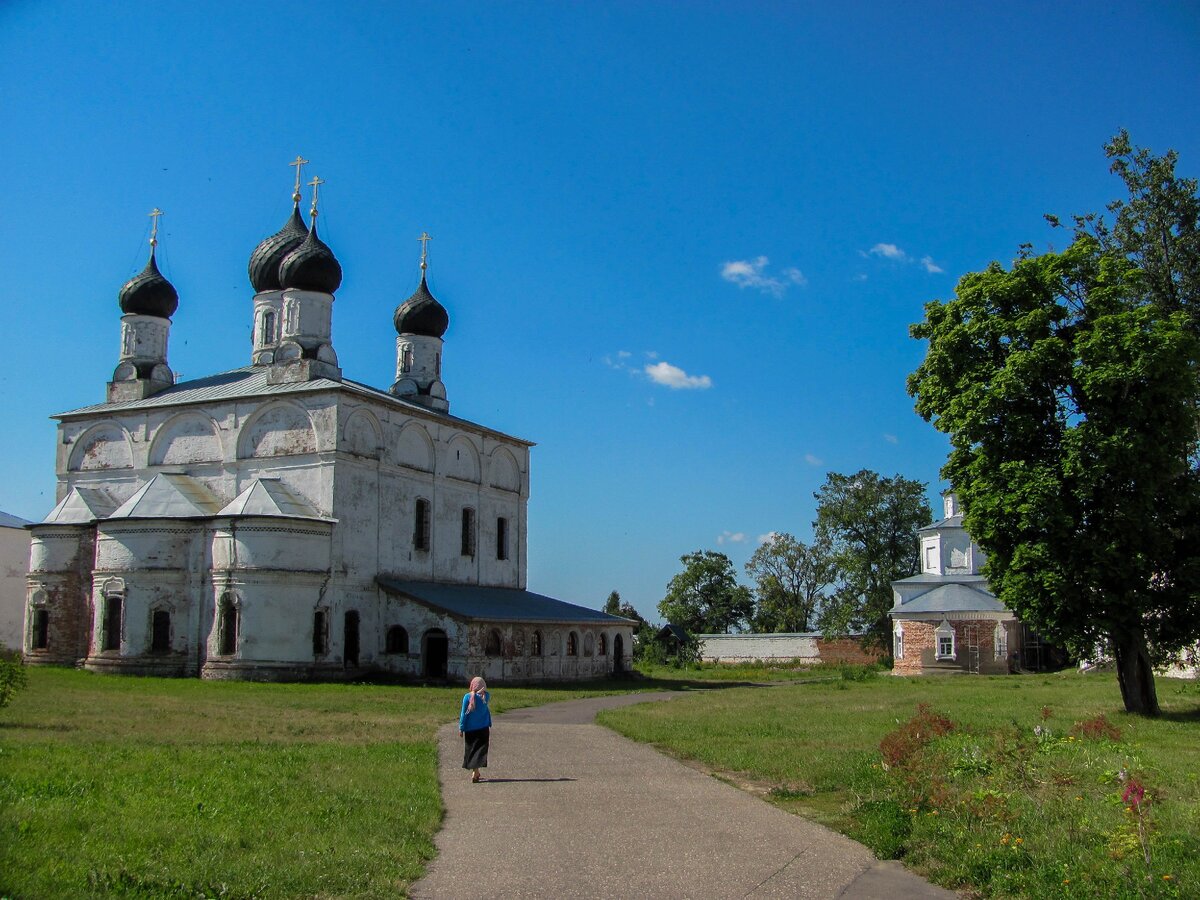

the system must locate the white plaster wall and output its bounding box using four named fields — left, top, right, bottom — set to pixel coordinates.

left=699, top=633, right=821, bottom=663
left=0, top=525, right=31, bottom=651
